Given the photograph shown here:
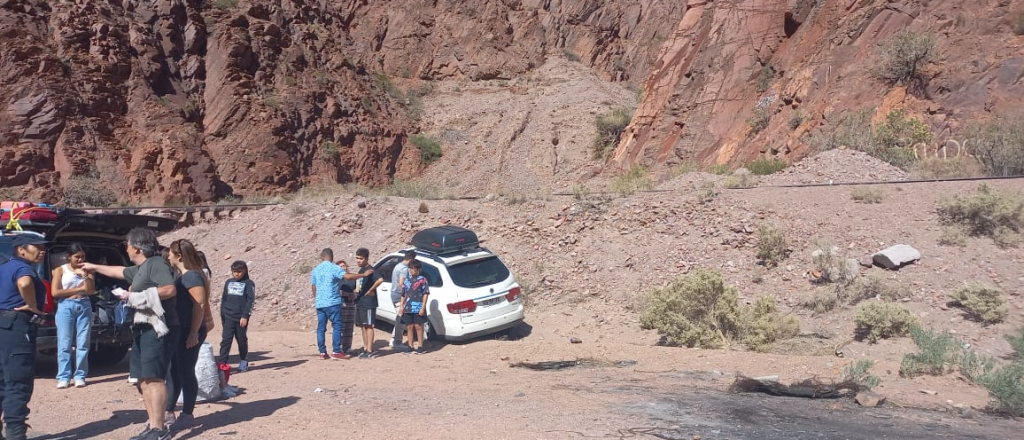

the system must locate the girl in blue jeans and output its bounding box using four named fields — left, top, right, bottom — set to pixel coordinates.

left=51, top=243, right=96, bottom=388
